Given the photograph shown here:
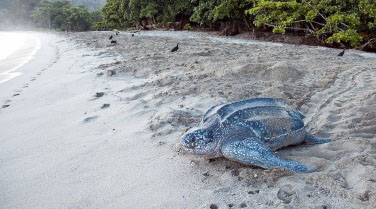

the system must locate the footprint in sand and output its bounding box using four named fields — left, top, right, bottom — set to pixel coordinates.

left=83, top=116, right=98, bottom=123
left=90, top=92, right=105, bottom=101
left=95, top=92, right=105, bottom=98
left=2, top=100, right=11, bottom=108
left=101, top=104, right=110, bottom=109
